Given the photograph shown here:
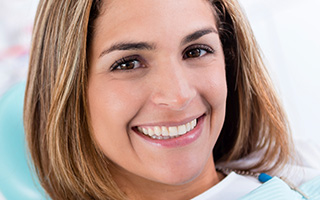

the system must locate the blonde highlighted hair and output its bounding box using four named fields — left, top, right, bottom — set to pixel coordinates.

left=24, top=0, right=292, bottom=199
